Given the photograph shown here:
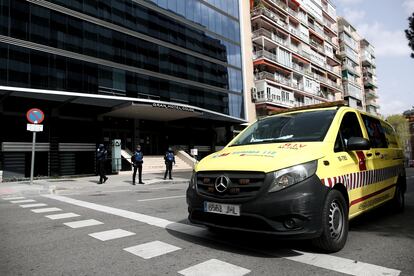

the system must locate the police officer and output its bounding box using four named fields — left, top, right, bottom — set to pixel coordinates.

left=163, top=147, right=175, bottom=180
left=96, top=144, right=108, bottom=184
left=132, top=145, right=144, bottom=185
